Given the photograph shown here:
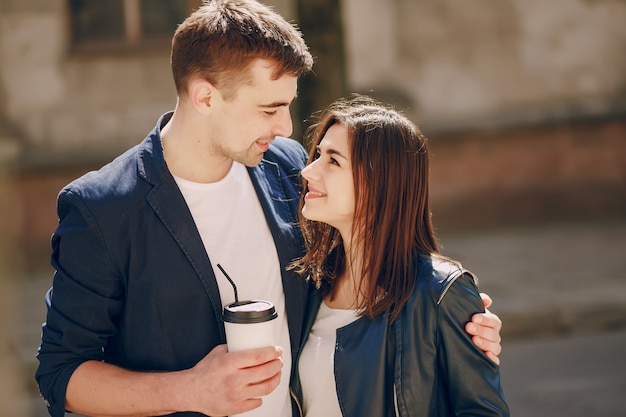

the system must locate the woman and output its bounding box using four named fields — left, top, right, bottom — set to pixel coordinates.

left=290, top=96, right=509, bottom=416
